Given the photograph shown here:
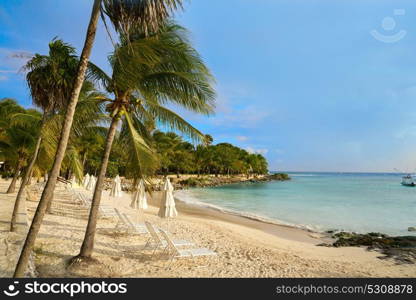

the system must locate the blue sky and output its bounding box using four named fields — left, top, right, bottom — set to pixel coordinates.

left=1, top=0, right=416, bottom=172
